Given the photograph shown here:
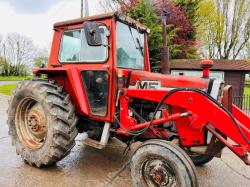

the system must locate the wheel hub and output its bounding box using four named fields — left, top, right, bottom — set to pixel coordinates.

left=26, top=104, right=47, bottom=139
left=15, top=97, right=47, bottom=149
left=151, top=168, right=168, bottom=185
left=144, top=159, right=176, bottom=187
left=28, top=115, right=39, bottom=132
